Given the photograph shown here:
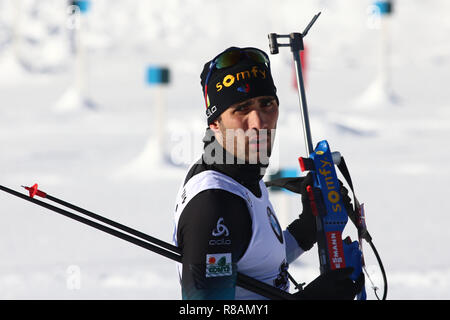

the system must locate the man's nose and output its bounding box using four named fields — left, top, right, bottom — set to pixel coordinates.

left=247, top=109, right=265, bottom=130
